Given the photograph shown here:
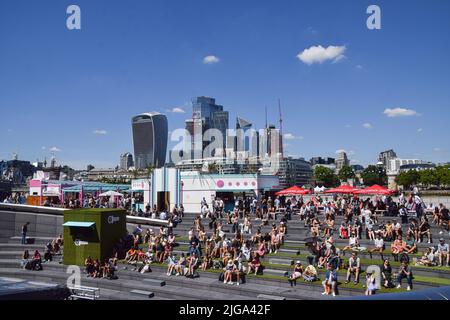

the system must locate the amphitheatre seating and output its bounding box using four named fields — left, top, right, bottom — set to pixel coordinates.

left=1, top=205, right=450, bottom=300
left=127, top=216, right=169, bottom=227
